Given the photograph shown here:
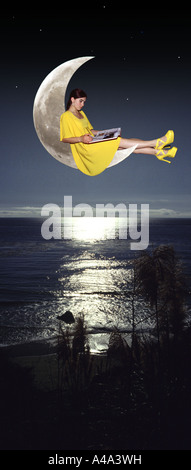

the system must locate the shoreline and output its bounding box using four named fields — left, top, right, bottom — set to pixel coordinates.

left=0, top=326, right=157, bottom=359
left=0, top=338, right=59, bottom=358
left=1, top=338, right=109, bottom=394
